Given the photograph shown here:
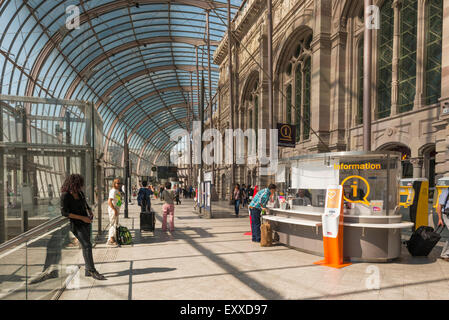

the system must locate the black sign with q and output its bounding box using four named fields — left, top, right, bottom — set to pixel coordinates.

left=277, top=123, right=296, bottom=148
